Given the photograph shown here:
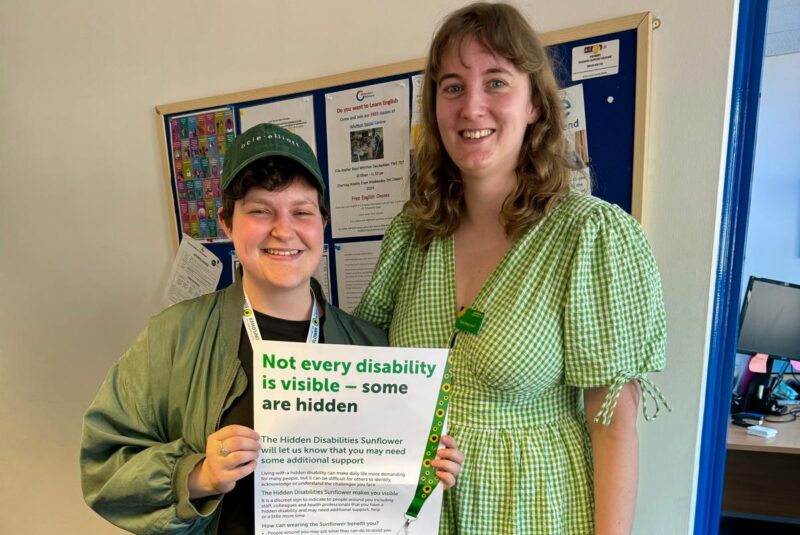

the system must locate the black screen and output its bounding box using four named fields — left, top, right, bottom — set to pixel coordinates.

left=737, top=277, right=800, bottom=361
